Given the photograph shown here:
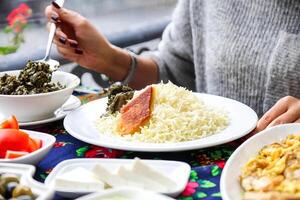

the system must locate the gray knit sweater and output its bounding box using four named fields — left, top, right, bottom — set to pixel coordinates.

left=150, top=0, right=300, bottom=117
